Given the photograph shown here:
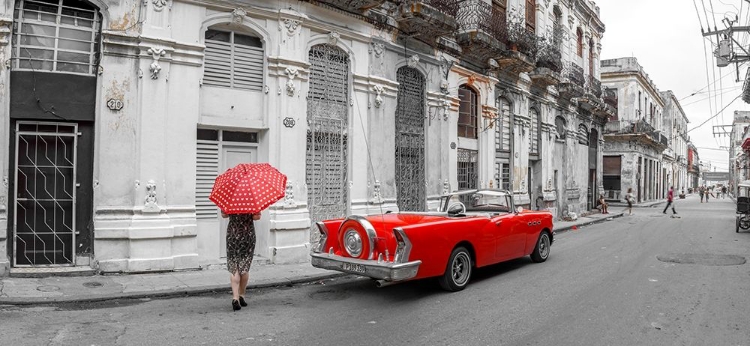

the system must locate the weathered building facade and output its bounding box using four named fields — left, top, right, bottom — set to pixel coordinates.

left=600, top=57, right=668, bottom=203
left=0, top=0, right=613, bottom=274
left=660, top=90, right=689, bottom=194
